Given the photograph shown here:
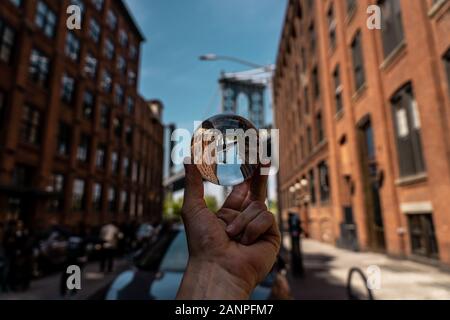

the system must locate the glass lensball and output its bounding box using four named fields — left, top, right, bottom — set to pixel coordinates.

left=191, top=114, right=260, bottom=186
